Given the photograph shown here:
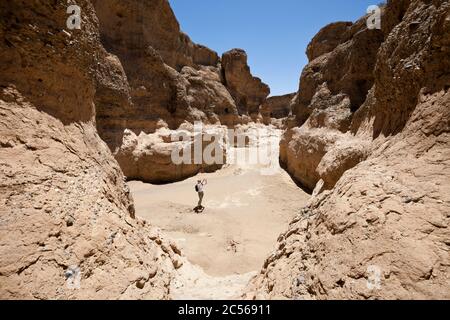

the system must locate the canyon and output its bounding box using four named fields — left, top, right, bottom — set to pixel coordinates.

left=0, top=0, right=449, bottom=300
